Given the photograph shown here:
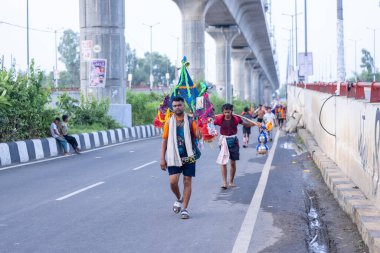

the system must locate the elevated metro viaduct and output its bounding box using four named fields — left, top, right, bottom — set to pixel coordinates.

left=79, top=0, right=279, bottom=126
